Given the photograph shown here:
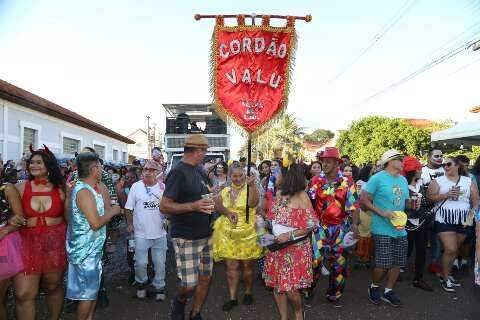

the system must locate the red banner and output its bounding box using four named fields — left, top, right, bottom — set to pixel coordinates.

left=211, top=17, right=296, bottom=135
